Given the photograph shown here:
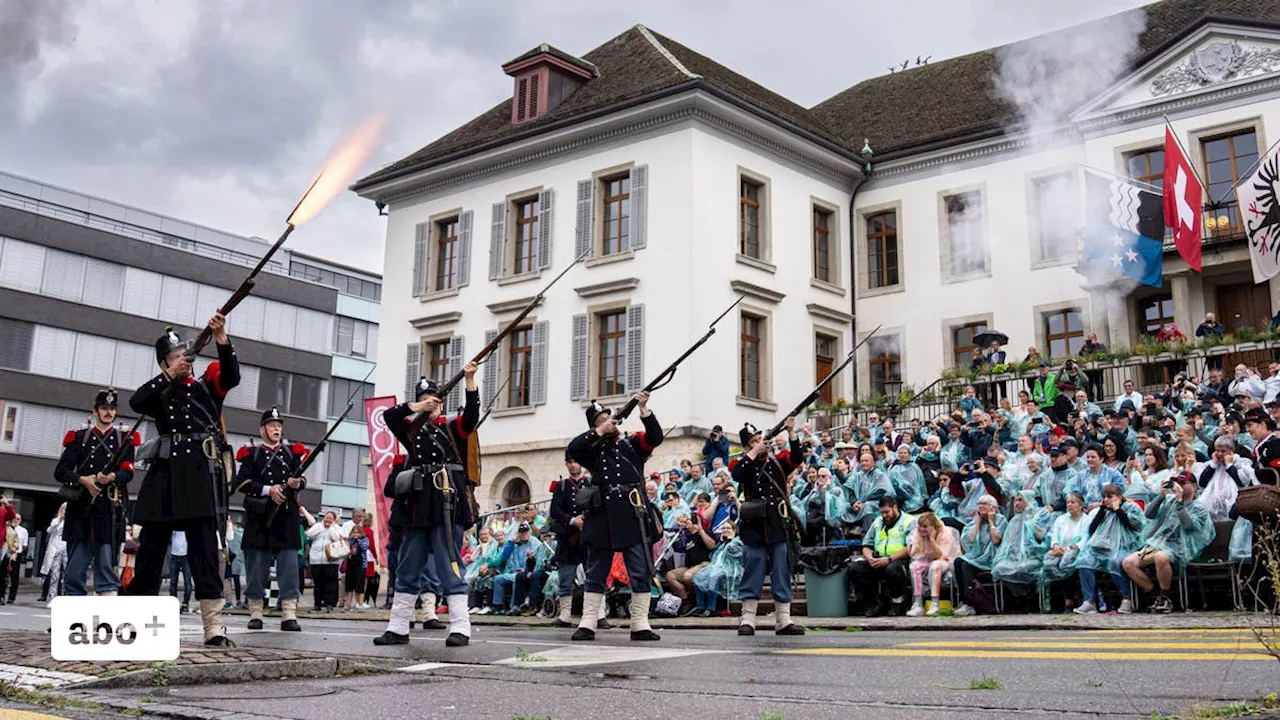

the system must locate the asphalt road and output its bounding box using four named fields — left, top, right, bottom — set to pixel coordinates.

left=5, top=603, right=1280, bottom=719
